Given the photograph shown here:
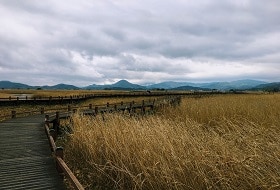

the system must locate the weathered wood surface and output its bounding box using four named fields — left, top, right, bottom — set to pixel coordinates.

left=0, top=115, right=65, bottom=190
